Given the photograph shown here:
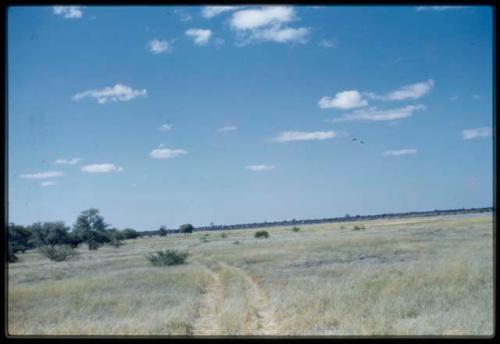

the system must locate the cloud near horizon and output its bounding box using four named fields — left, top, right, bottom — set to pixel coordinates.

left=383, top=149, right=418, bottom=156
left=274, top=131, right=336, bottom=142
left=73, top=84, right=147, bottom=104
left=218, top=126, right=238, bottom=133
left=55, top=158, right=81, bottom=165
left=81, top=164, right=123, bottom=173
left=462, top=127, right=492, bottom=140
left=159, top=124, right=173, bottom=131
left=20, top=171, right=64, bottom=179
left=246, top=164, right=276, bottom=171
left=40, top=181, right=56, bottom=187
left=150, top=148, right=188, bottom=159
left=330, top=104, right=426, bottom=123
